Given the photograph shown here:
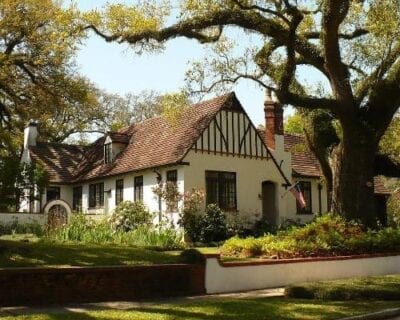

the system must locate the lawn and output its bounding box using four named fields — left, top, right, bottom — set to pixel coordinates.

left=0, top=234, right=180, bottom=268
left=286, top=274, right=400, bottom=300
left=1, top=298, right=399, bottom=320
